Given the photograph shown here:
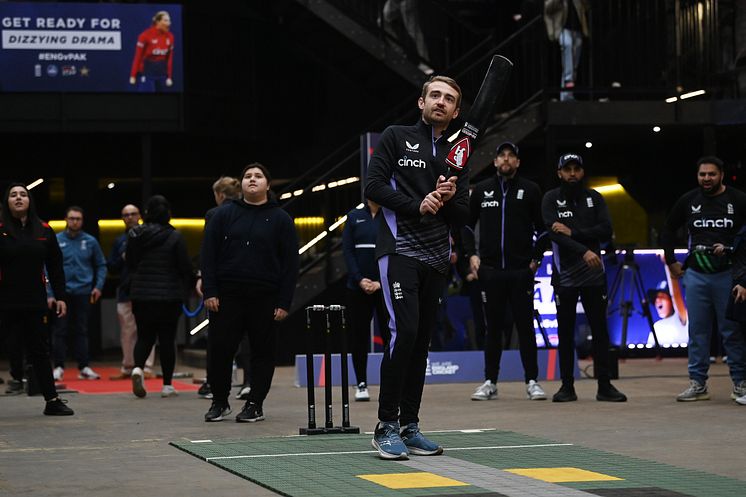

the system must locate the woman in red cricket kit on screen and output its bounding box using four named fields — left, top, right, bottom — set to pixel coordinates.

left=129, top=11, right=175, bottom=92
